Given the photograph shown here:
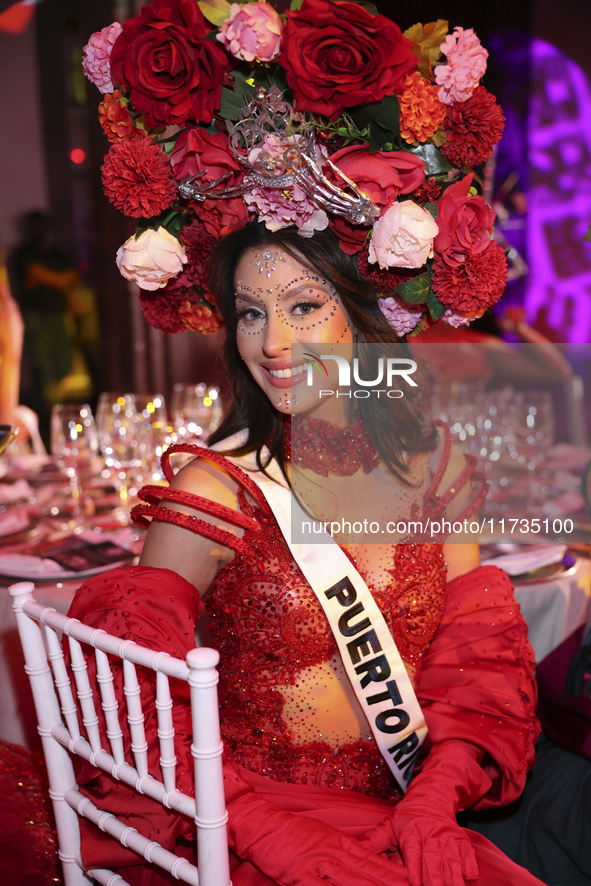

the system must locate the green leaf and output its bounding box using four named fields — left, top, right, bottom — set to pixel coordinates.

left=350, top=95, right=401, bottom=150
left=198, top=0, right=232, bottom=27
left=135, top=208, right=189, bottom=240
left=423, top=202, right=439, bottom=221
left=427, top=288, right=446, bottom=320
left=290, top=0, right=304, bottom=8
left=395, top=272, right=432, bottom=305
left=584, top=225, right=591, bottom=242
left=408, top=143, right=453, bottom=178
left=219, top=85, right=251, bottom=121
